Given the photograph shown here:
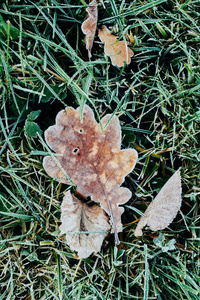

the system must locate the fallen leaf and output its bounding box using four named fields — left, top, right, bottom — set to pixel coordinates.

left=60, top=190, right=110, bottom=259
left=135, top=169, right=182, bottom=236
left=43, top=105, right=138, bottom=244
left=81, top=0, right=98, bottom=59
left=98, top=25, right=133, bottom=67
